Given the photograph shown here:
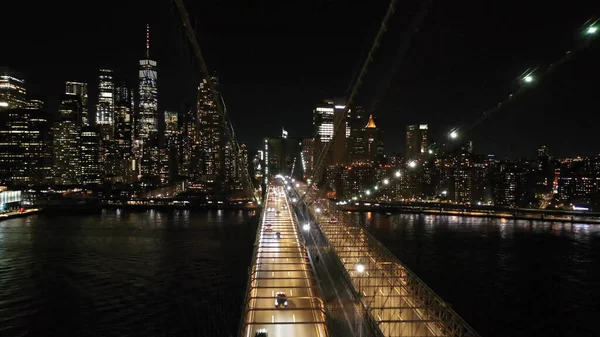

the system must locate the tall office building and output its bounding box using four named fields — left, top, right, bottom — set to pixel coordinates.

left=138, top=24, right=158, bottom=142
left=197, top=75, right=224, bottom=186
left=53, top=94, right=81, bottom=185
left=349, top=105, right=367, bottom=163
left=363, top=114, right=385, bottom=165
left=405, top=124, right=428, bottom=161
left=165, top=110, right=180, bottom=181
left=0, top=109, right=52, bottom=185
left=114, top=82, right=133, bottom=144
left=80, top=126, right=102, bottom=185
left=179, top=105, right=197, bottom=178
left=65, top=81, right=88, bottom=126
left=312, top=99, right=350, bottom=169
left=96, top=69, right=115, bottom=139
left=0, top=68, right=27, bottom=111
